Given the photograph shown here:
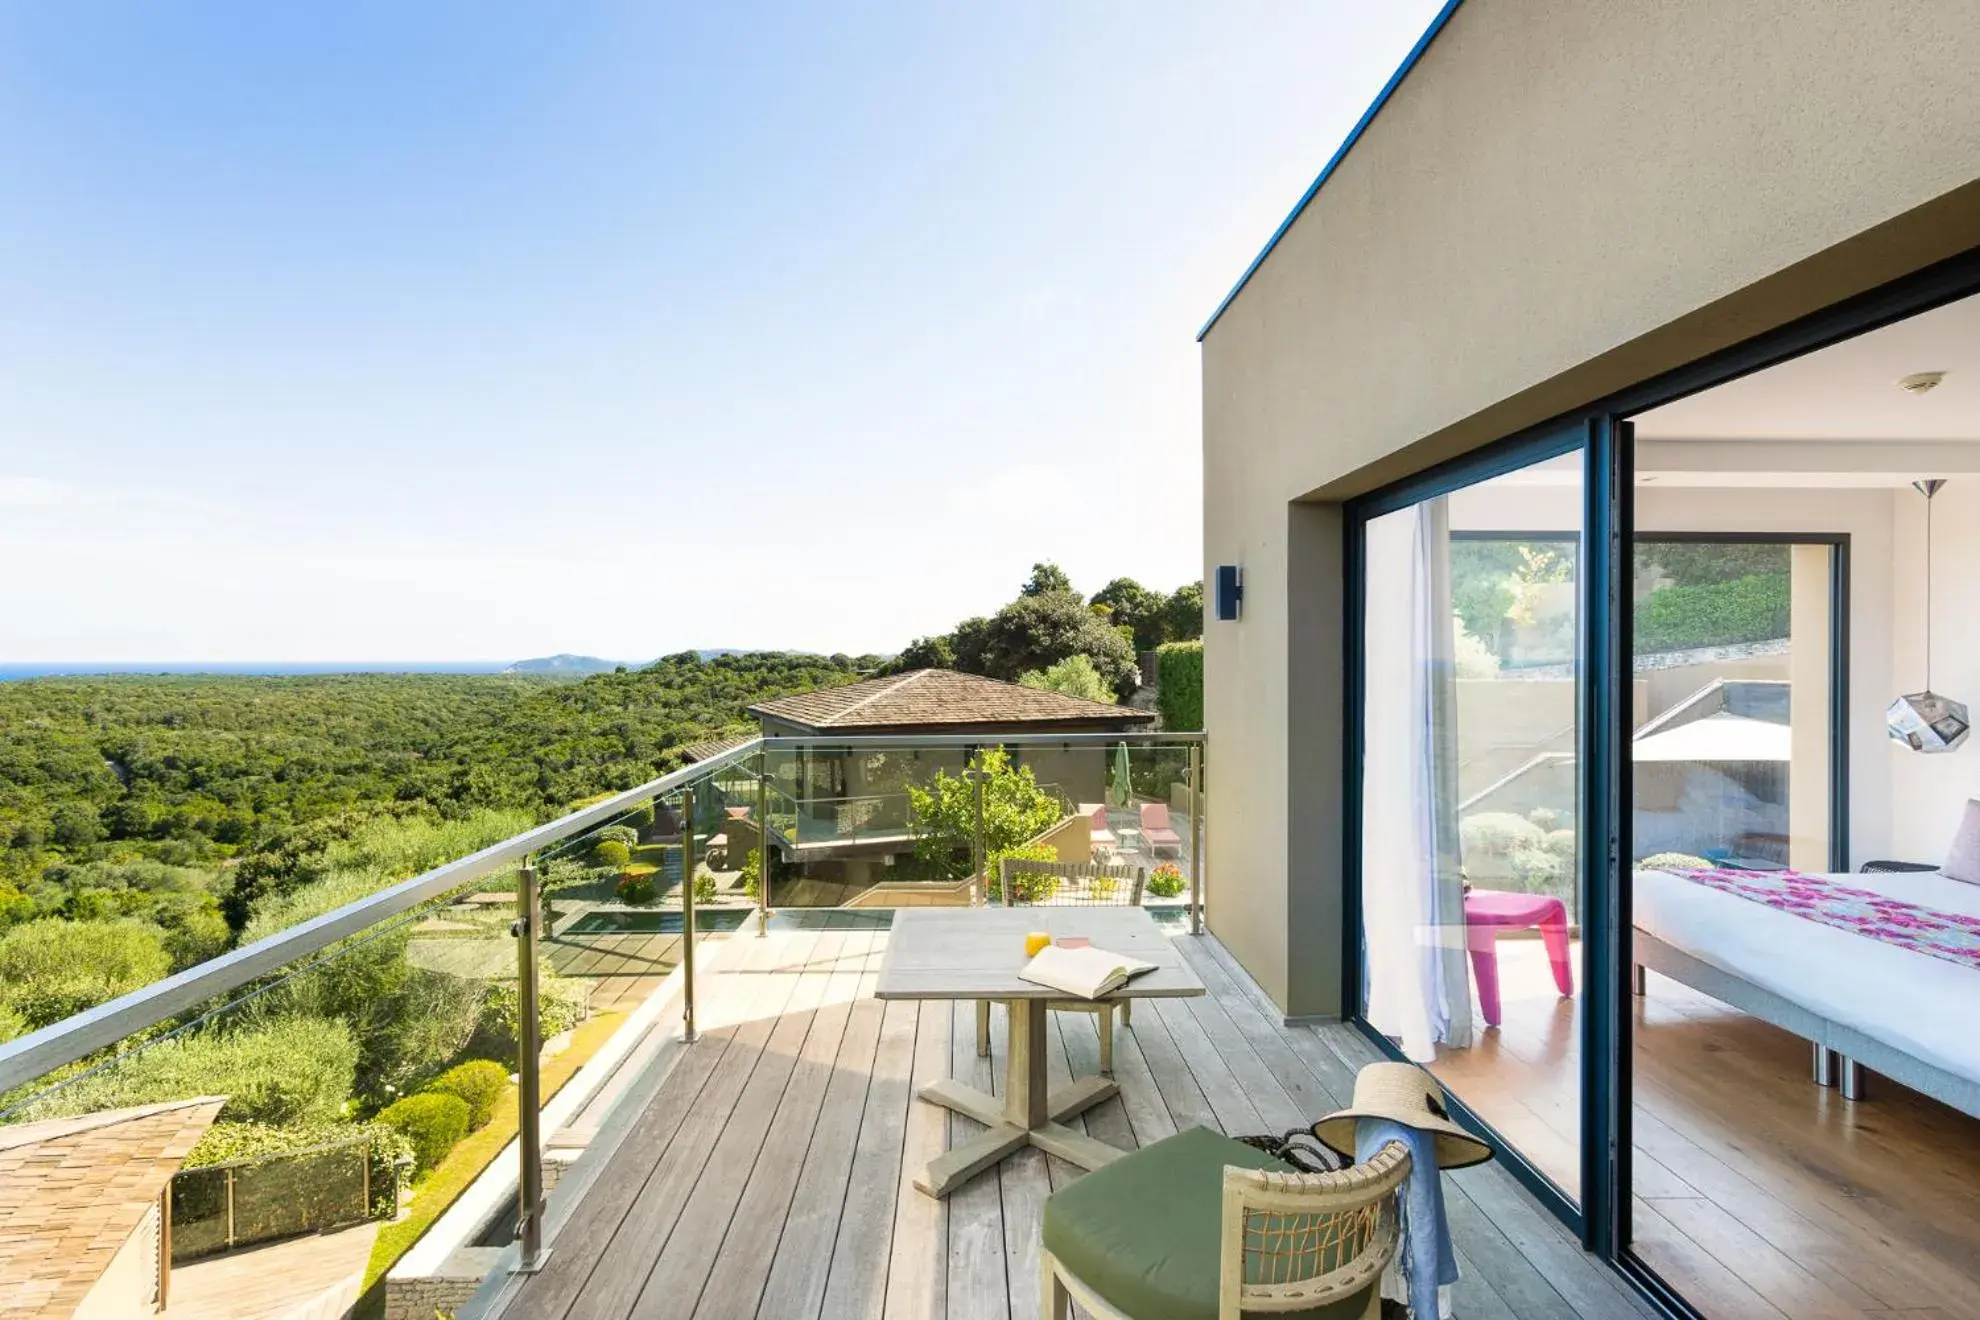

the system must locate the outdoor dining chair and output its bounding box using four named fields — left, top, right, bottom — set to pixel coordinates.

left=978, top=858, right=1147, bottom=1074
left=1041, top=1126, right=1410, bottom=1320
